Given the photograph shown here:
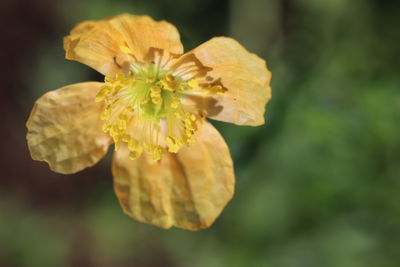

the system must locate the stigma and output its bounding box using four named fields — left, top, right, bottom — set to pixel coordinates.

left=95, top=63, right=204, bottom=160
